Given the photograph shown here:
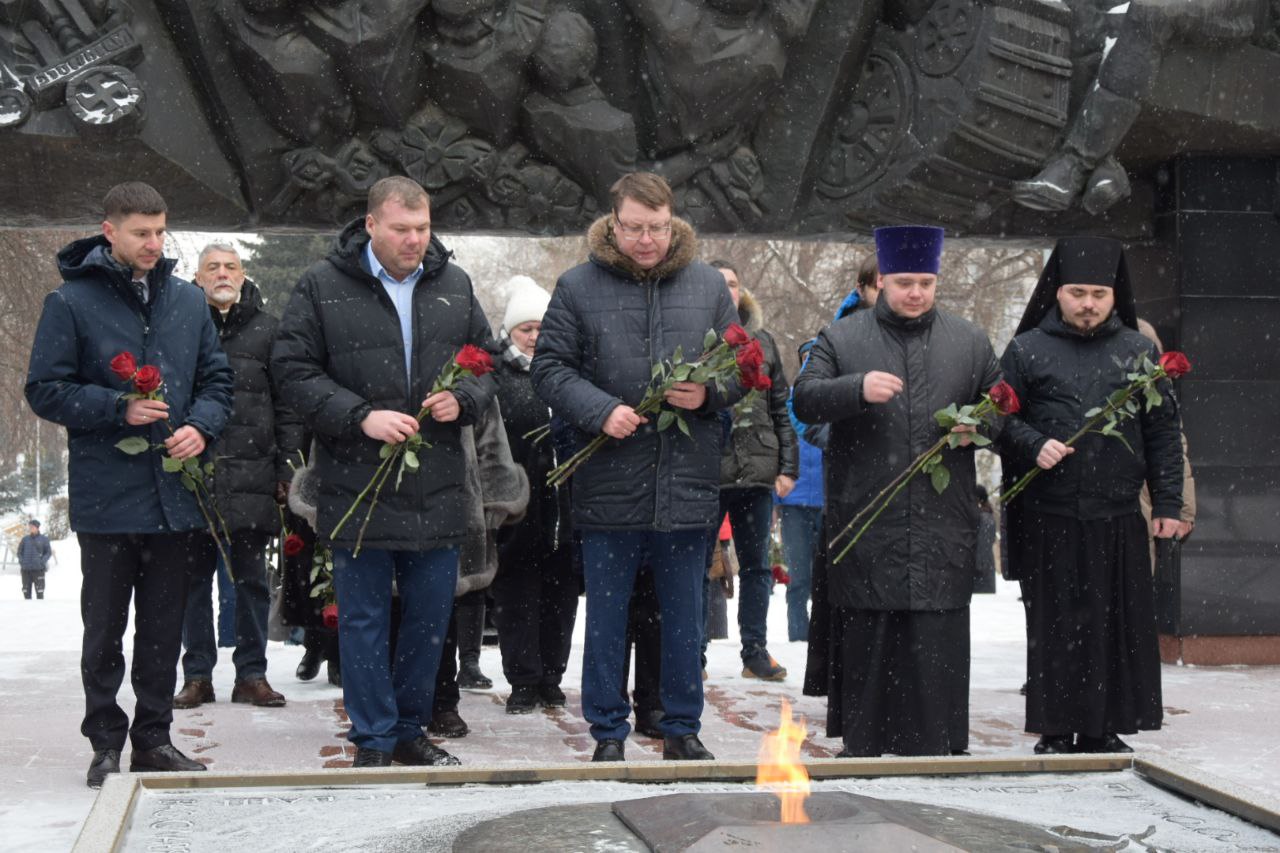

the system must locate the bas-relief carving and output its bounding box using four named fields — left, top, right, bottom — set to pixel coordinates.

left=1, top=0, right=1279, bottom=235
